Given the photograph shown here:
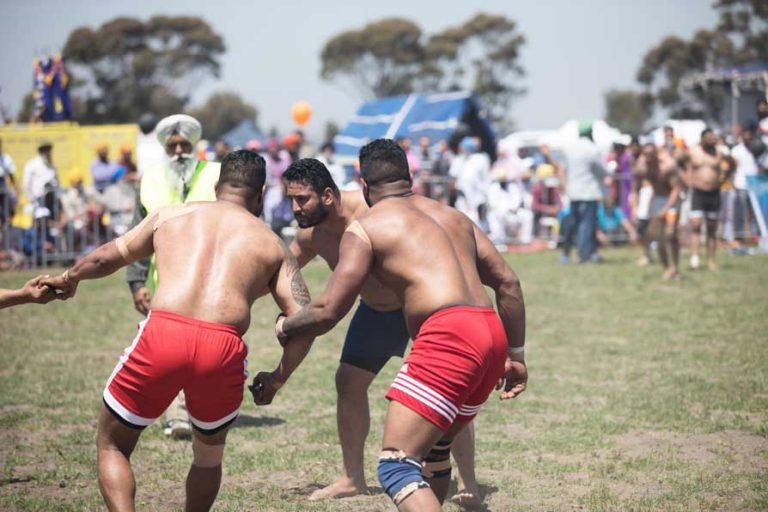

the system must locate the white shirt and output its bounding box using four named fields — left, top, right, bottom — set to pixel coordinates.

left=23, top=155, right=58, bottom=202
left=136, top=131, right=166, bottom=178
left=731, top=142, right=758, bottom=190
left=453, top=152, right=490, bottom=209
left=315, top=154, right=346, bottom=188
